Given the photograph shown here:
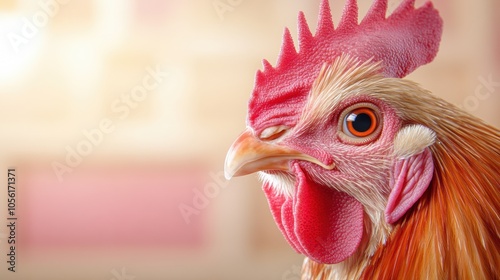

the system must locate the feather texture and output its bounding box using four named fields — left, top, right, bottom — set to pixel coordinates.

left=360, top=97, right=500, bottom=279
left=227, top=1, right=498, bottom=278
left=298, top=56, right=500, bottom=279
